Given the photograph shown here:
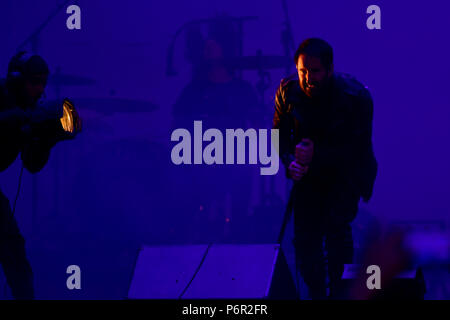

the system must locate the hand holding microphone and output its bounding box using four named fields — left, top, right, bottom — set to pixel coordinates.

left=295, top=138, right=314, bottom=165
left=288, top=138, right=314, bottom=181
